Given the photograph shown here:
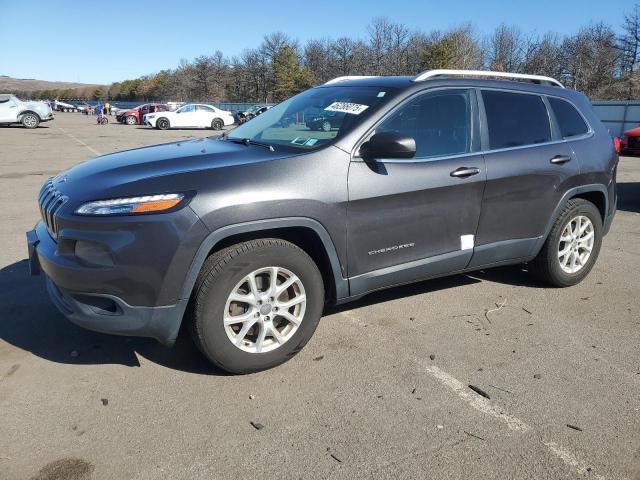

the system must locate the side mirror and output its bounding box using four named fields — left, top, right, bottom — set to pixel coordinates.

left=359, top=131, right=416, bottom=160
